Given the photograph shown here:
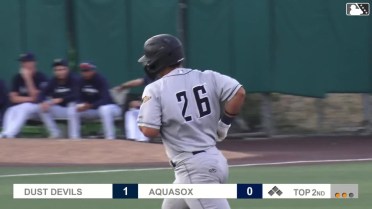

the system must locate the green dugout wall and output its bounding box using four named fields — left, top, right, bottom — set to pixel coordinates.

left=0, top=0, right=370, bottom=96
left=0, top=0, right=68, bottom=85
left=74, top=0, right=178, bottom=87
left=186, top=0, right=371, bottom=97
left=0, top=0, right=22, bottom=83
